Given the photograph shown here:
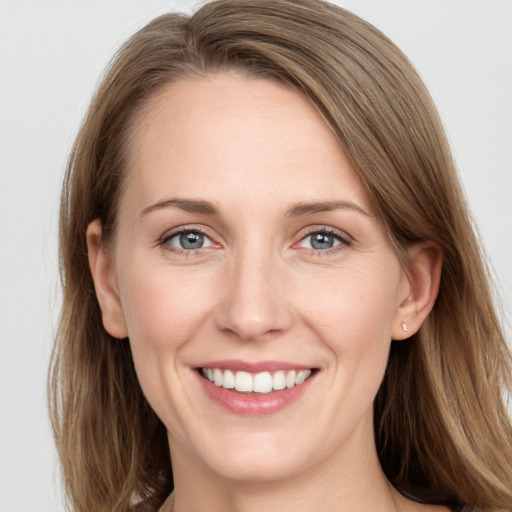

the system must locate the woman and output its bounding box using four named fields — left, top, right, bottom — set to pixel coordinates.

left=49, top=0, right=512, bottom=511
